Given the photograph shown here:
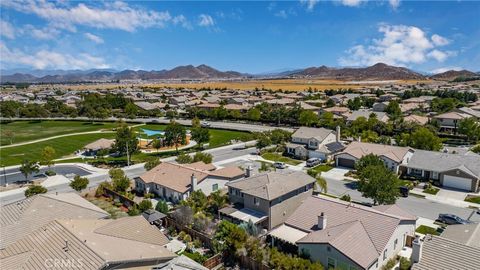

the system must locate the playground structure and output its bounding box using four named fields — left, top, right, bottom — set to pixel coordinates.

left=137, top=128, right=191, bottom=152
